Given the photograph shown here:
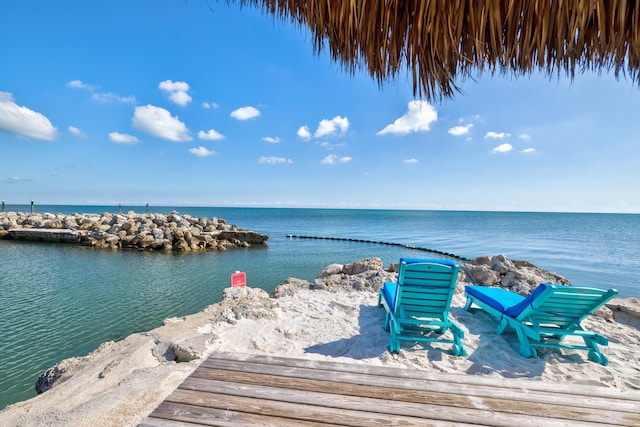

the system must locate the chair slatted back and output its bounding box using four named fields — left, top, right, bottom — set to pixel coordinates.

left=520, top=285, right=618, bottom=329
left=397, top=261, right=459, bottom=320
